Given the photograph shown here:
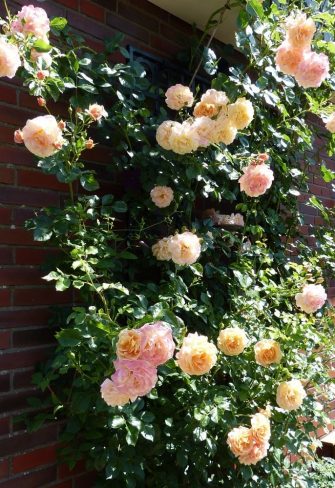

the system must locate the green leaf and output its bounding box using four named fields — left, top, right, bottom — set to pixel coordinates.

left=33, top=39, right=52, bottom=52
left=50, top=17, right=68, bottom=31
left=140, top=424, right=155, bottom=442
left=57, top=328, right=82, bottom=347
left=80, top=173, right=100, bottom=191
left=246, top=0, right=265, bottom=19
left=109, top=416, right=125, bottom=428
left=112, top=201, right=127, bottom=213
